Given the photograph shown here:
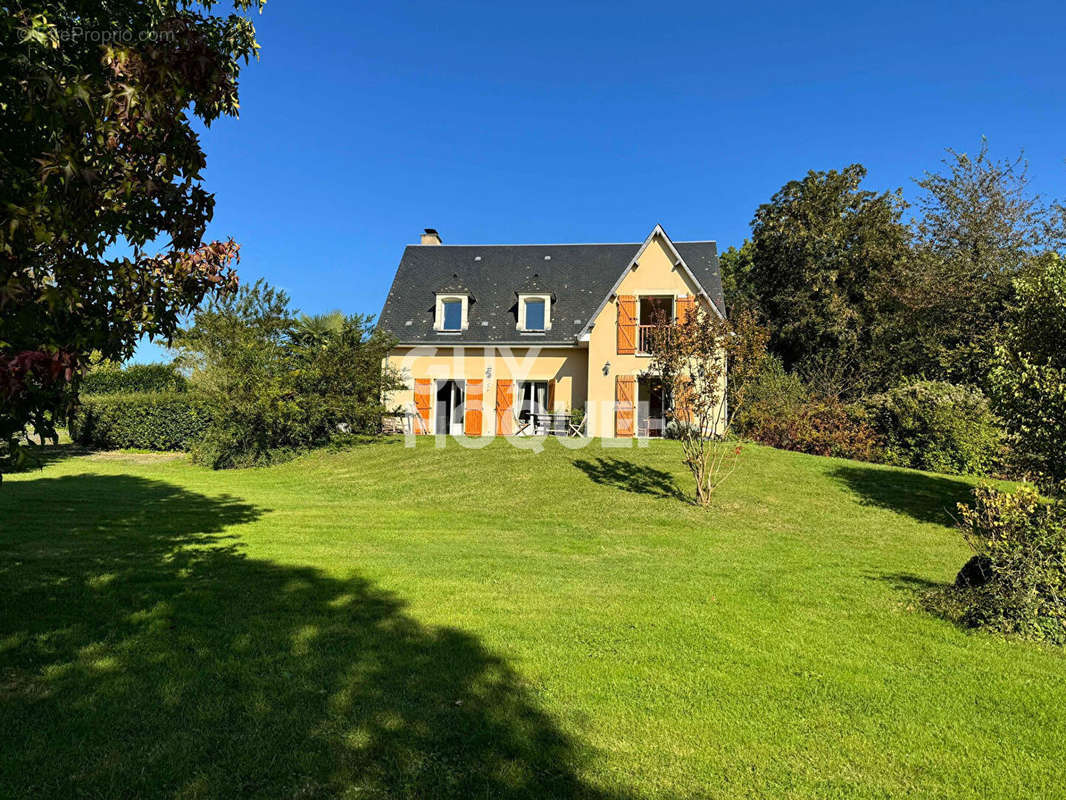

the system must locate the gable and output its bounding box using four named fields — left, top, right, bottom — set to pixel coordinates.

left=613, top=236, right=705, bottom=297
